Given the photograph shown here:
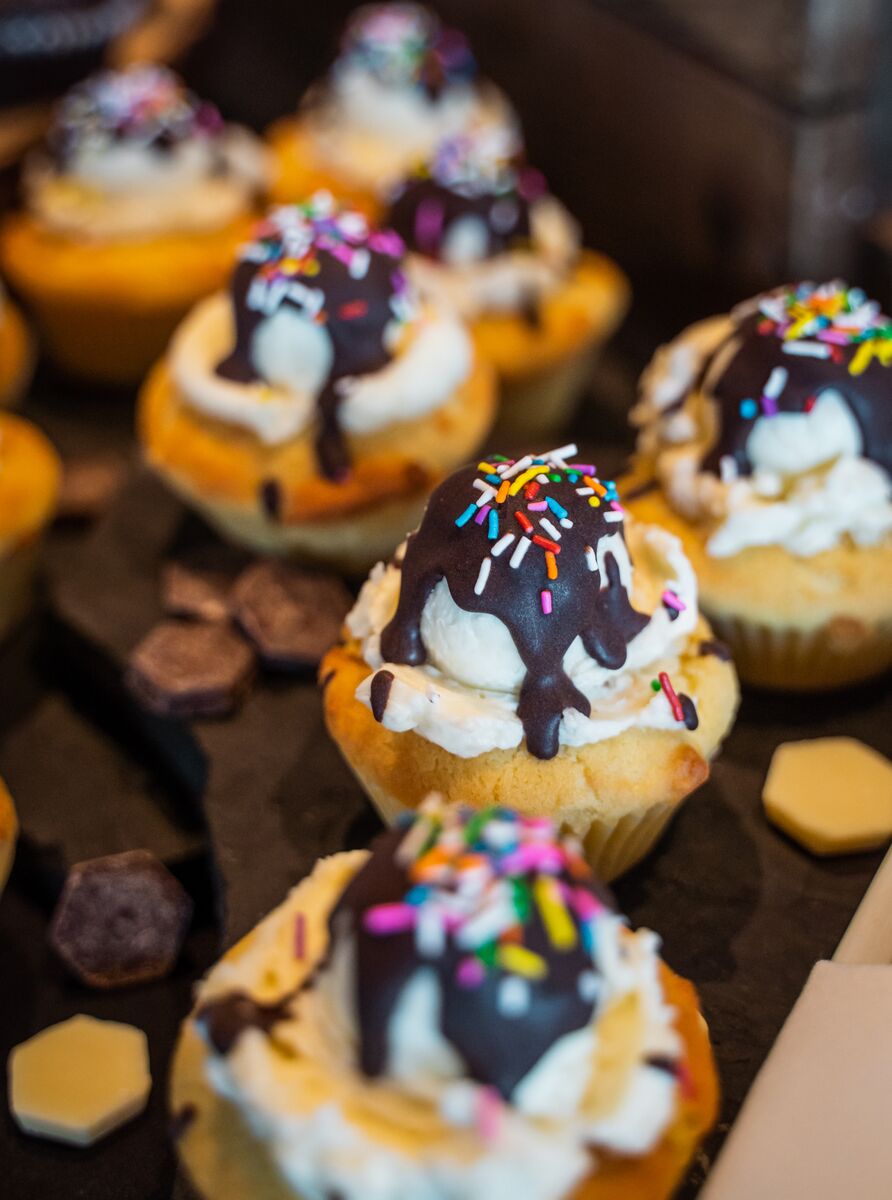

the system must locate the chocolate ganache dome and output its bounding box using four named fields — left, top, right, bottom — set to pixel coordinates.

left=388, top=122, right=543, bottom=265
left=216, top=194, right=418, bottom=480
left=690, top=281, right=892, bottom=479
left=327, top=799, right=616, bottom=1101
left=338, top=3, right=477, bottom=101
left=376, top=446, right=667, bottom=761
